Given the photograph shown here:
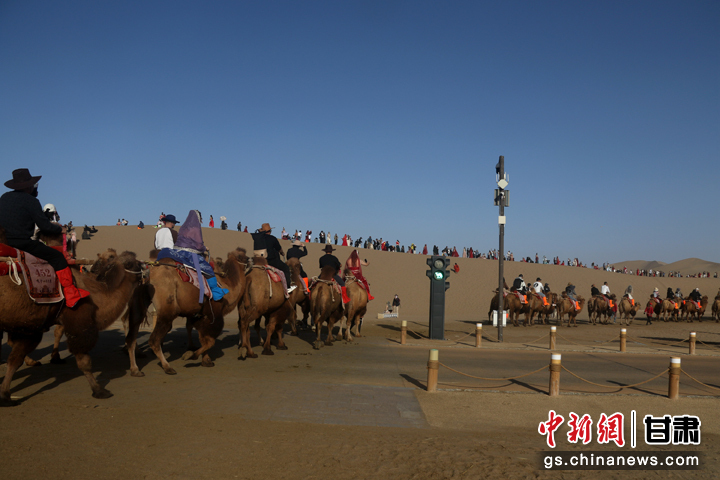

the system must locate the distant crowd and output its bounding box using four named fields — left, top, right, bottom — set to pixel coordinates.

left=118, top=214, right=717, bottom=280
